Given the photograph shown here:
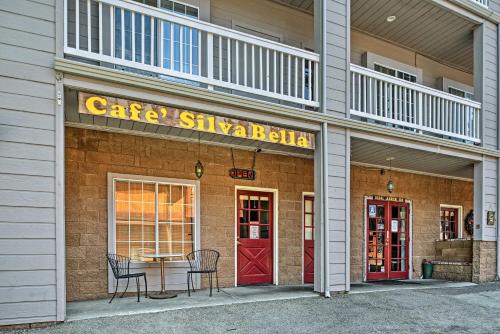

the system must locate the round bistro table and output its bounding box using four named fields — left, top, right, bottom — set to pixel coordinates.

left=143, top=253, right=184, bottom=299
